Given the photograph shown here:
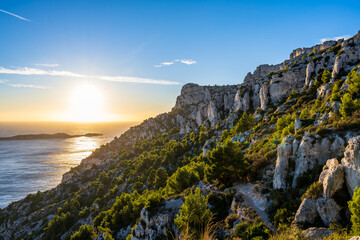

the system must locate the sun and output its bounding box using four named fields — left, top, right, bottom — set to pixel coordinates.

left=67, top=84, right=105, bottom=122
